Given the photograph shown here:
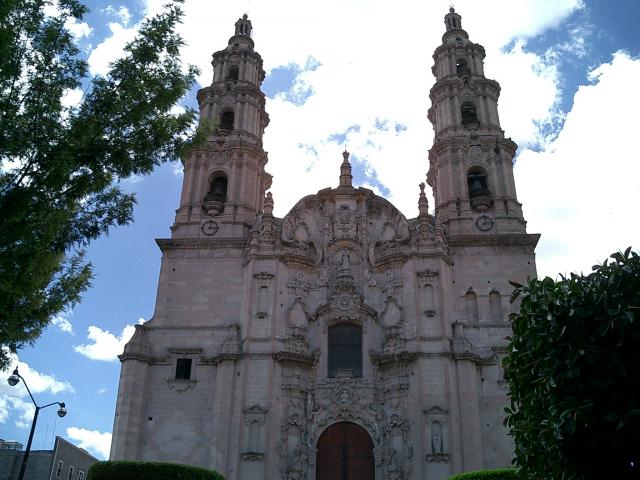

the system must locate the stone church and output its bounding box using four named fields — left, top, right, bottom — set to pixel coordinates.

left=110, top=8, right=539, bottom=480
